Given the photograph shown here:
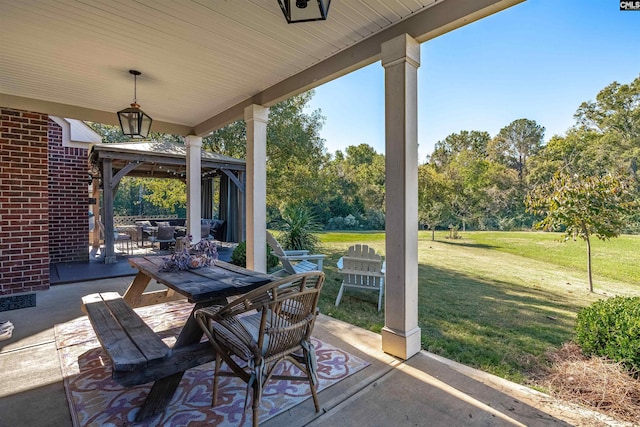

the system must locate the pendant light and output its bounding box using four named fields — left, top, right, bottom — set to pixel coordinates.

left=277, top=0, right=330, bottom=24
left=117, top=70, right=152, bottom=138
